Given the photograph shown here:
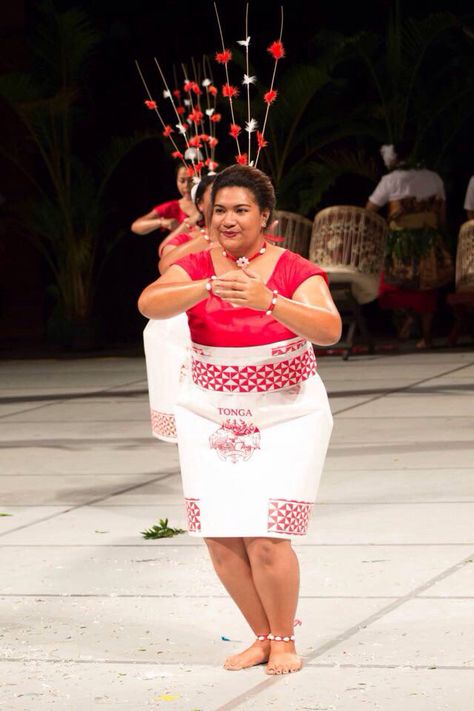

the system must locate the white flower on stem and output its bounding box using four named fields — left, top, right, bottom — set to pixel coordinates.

left=205, top=108, right=215, bottom=117
left=184, top=148, right=203, bottom=161
left=237, top=36, right=251, bottom=47
left=245, top=118, right=258, bottom=134
left=163, top=90, right=171, bottom=99
left=242, top=74, right=257, bottom=85
left=202, top=78, right=211, bottom=87
left=184, top=99, right=191, bottom=107
left=176, top=123, right=187, bottom=134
